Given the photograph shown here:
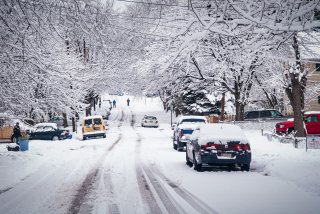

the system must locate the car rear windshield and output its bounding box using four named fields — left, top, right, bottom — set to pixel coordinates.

left=181, top=119, right=205, bottom=123
left=85, top=119, right=92, bottom=126
left=183, top=129, right=194, bottom=134
left=145, top=116, right=157, bottom=120
left=93, top=118, right=102, bottom=125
